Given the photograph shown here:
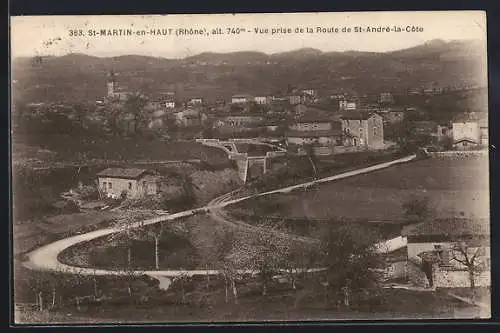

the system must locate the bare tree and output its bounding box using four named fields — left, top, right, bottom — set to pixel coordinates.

left=450, top=240, right=489, bottom=302
left=144, top=222, right=165, bottom=270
